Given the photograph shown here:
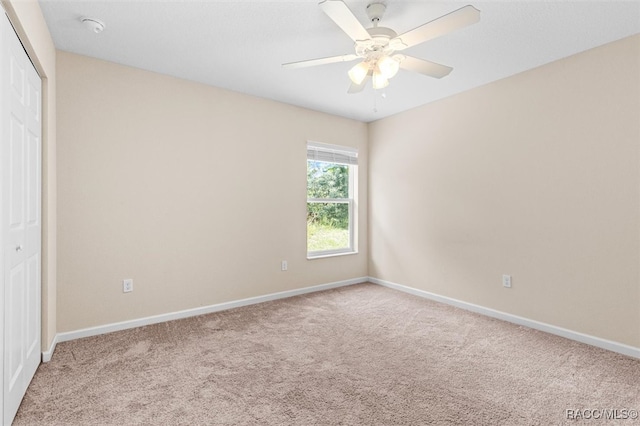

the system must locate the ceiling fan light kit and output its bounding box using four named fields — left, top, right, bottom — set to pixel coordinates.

left=283, top=0, right=481, bottom=94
